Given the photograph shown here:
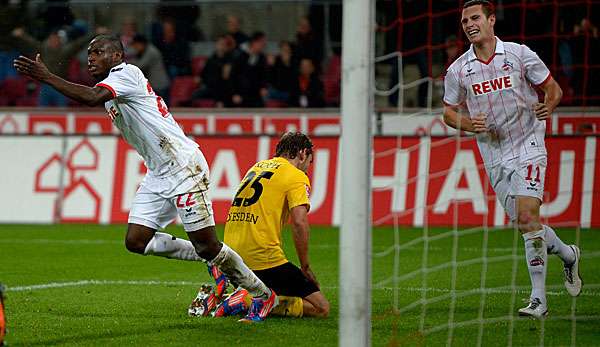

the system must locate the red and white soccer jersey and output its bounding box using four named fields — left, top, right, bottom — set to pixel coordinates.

left=443, top=37, right=551, bottom=168
left=97, top=63, right=214, bottom=230
left=444, top=37, right=552, bottom=219
left=96, top=63, right=202, bottom=179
